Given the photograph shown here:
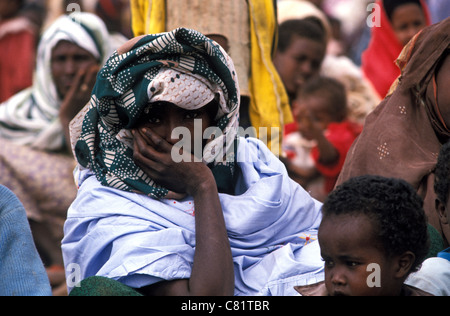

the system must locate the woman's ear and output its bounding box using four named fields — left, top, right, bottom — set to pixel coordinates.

left=435, top=198, right=449, bottom=226
left=394, top=251, right=415, bottom=279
